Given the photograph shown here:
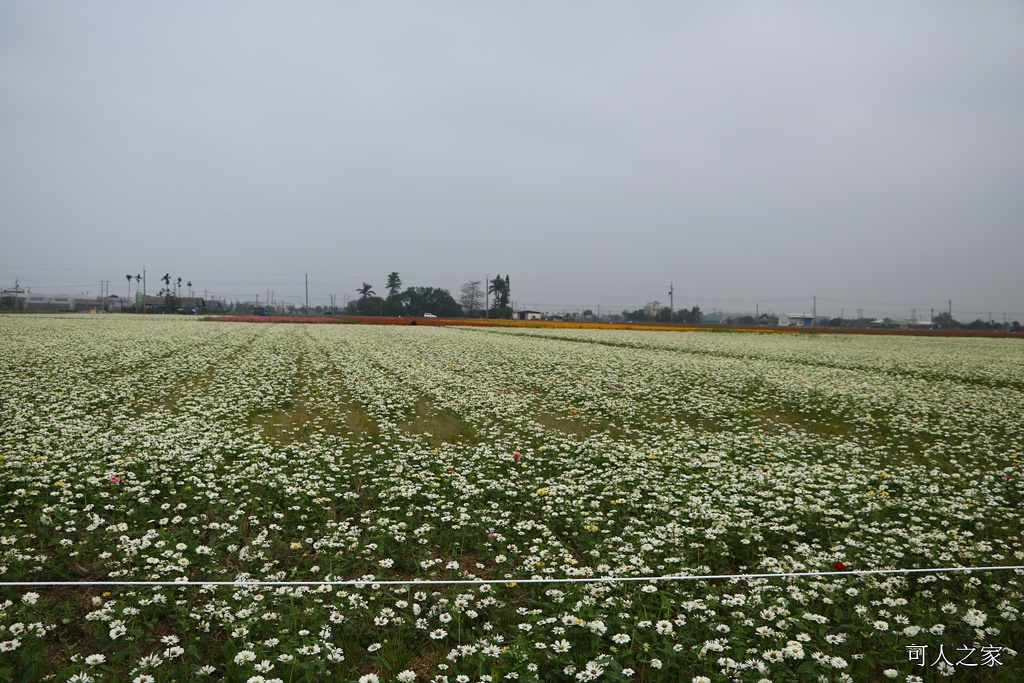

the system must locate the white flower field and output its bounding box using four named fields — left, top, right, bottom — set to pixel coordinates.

left=1, top=316, right=1022, bottom=682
